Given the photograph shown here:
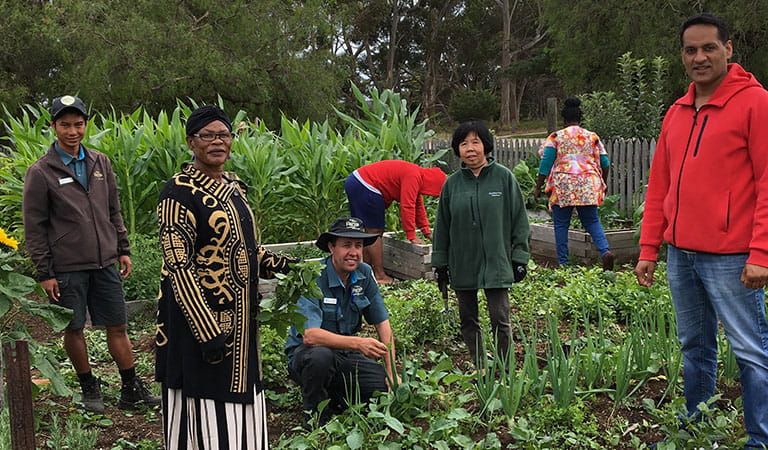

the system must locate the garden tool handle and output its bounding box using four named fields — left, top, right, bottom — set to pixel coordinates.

left=434, top=267, right=450, bottom=299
